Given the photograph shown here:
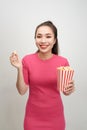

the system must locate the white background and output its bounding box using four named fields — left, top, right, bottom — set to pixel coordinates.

left=0, top=0, right=87, bottom=130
